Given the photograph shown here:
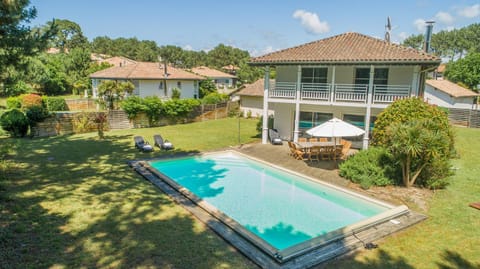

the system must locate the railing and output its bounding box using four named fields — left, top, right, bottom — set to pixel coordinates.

left=301, top=83, right=331, bottom=101
left=373, top=85, right=411, bottom=103
left=268, top=82, right=412, bottom=105
left=334, top=84, right=368, bottom=103
left=269, top=82, right=296, bottom=98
